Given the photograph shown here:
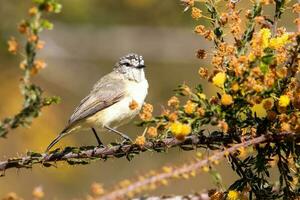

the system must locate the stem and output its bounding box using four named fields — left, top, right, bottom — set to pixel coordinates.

left=98, top=135, right=268, bottom=200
